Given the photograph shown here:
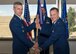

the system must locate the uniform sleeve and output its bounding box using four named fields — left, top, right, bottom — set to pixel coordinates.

left=39, top=23, right=52, bottom=37
left=10, top=21, right=34, bottom=48
left=40, top=21, right=66, bottom=50
left=39, top=18, right=52, bottom=37
left=23, top=22, right=36, bottom=32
